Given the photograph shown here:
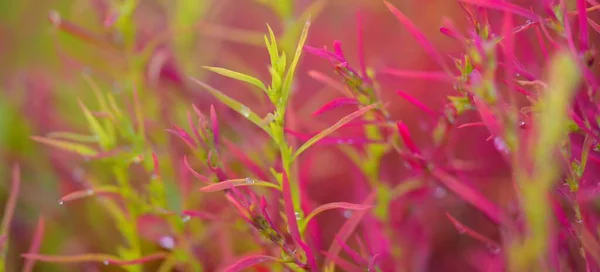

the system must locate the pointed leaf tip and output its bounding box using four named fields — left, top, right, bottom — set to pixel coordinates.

left=223, top=255, right=281, bottom=272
